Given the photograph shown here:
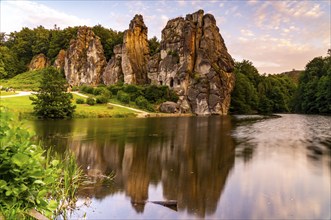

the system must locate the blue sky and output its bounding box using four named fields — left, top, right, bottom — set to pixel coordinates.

left=1, top=0, right=330, bottom=74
